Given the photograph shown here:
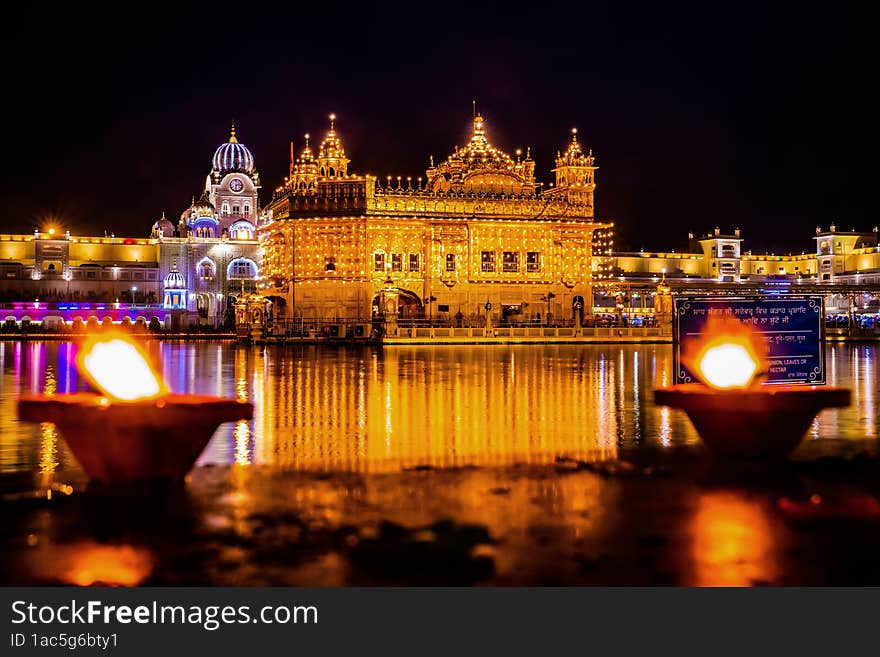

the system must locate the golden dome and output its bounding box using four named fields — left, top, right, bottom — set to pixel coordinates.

left=316, top=113, right=349, bottom=177
left=425, top=113, right=536, bottom=195
left=556, top=128, right=595, bottom=168
left=449, top=113, right=516, bottom=171
left=318, top=114, right=345, bottom=159
left=289, top=134, right=319, bottom=190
